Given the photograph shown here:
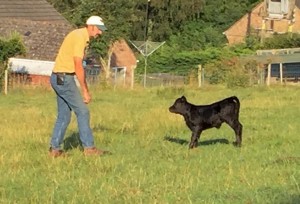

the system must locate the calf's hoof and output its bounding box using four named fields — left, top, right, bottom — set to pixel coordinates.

left=233, top=141, right=242, bottom=147
left=189, top=143, right=197, bottom=149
